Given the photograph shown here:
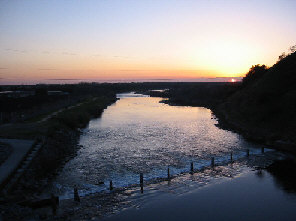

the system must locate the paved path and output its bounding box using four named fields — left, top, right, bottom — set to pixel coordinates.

left=0, top=142, right=12, bottom=166
left=0, top=139, right=34, bottom=185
